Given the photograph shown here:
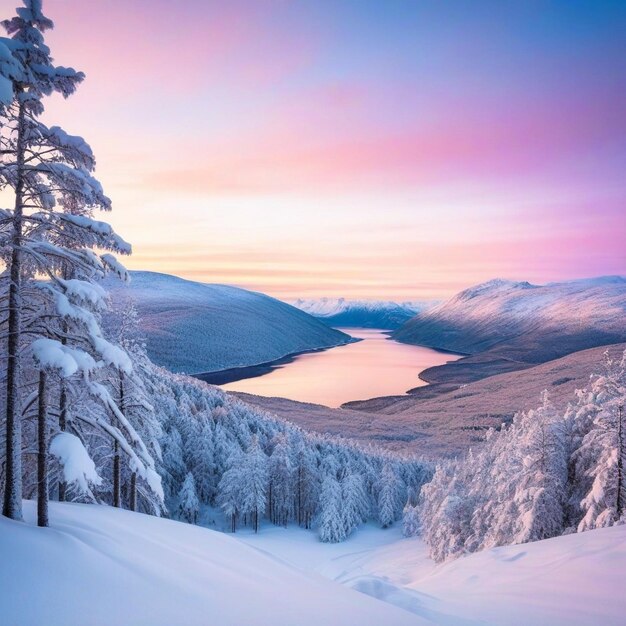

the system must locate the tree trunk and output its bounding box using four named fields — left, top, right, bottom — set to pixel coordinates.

left=113, top=440, right=121, bottom=508
left=113, top=370, right=124, bottom=508
left=58, top=382, right=68, bottom=502
left=58, top=314, right=69, bottom=502
left=37, top=371, right=49, bottom=527
left=617, top=405, right=624, bottom=517
left=129, top=471, right=137, bottom=512
left=3, top=98, right=26, bottom=521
